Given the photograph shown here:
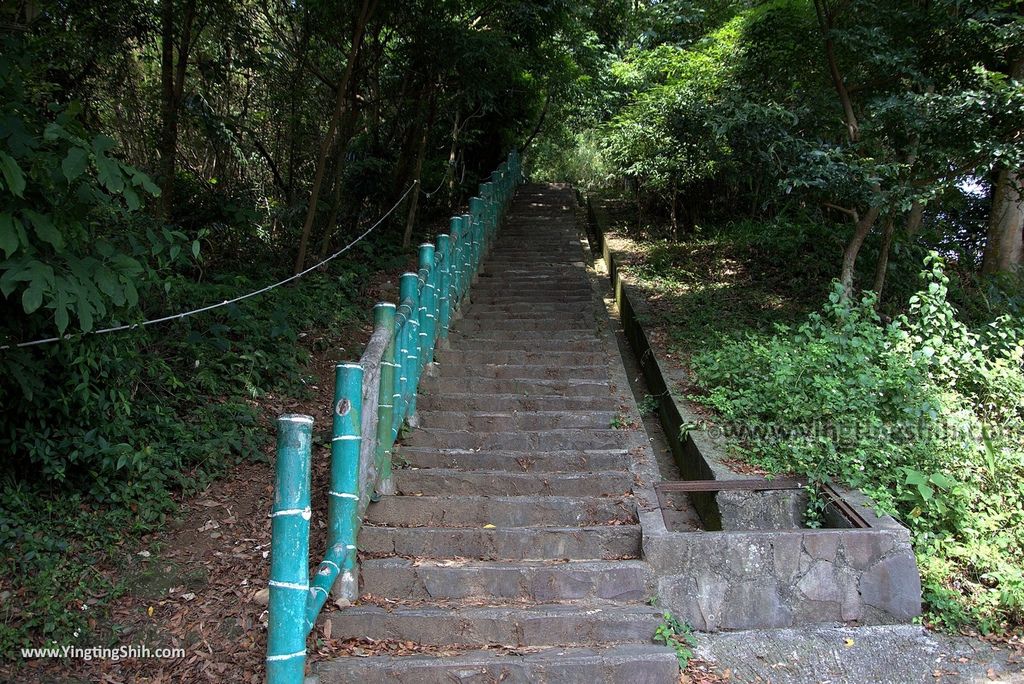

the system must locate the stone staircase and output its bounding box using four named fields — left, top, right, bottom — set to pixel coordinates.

left=315, top=186, right=679, bottom=682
